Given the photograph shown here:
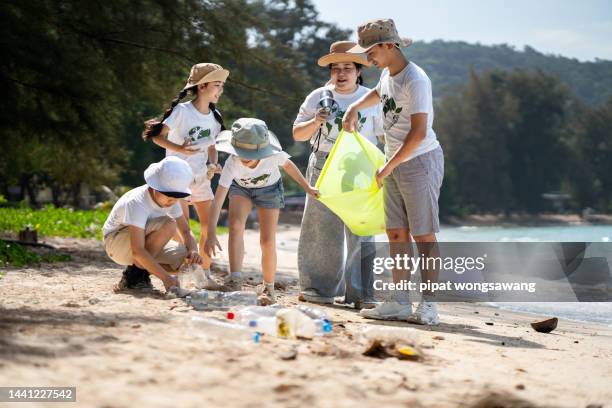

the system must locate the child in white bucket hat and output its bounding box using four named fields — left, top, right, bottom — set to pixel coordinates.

left=102, top=156, right=203, bottom=292
left=205, top=118, right=319, bottom=304
left=142, top=63, right=229, bottom=283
